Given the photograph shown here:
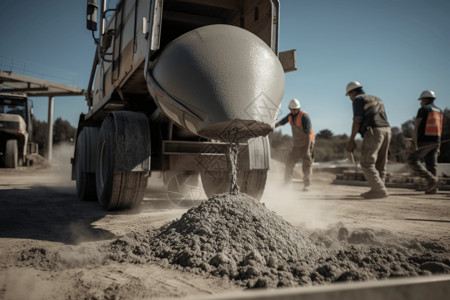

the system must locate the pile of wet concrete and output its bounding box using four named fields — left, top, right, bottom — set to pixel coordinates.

left=104, top=192, right=450, bottom=288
